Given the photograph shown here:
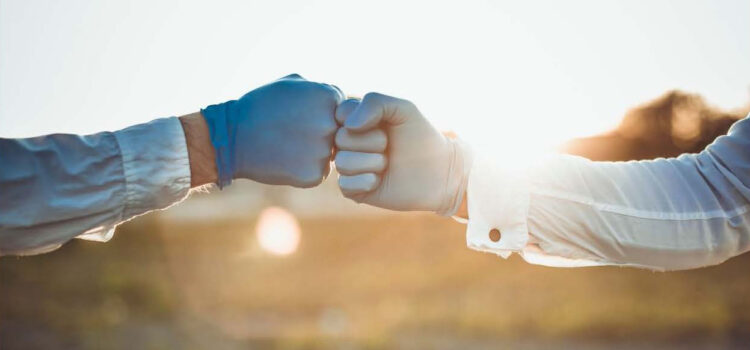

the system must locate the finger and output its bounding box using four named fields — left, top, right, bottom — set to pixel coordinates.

left=335, top=98, right=361, bottom=125
left=335, top=151, right=387, bottom=175
left=331, top=98, right=359, bottom=159
left=338, top=173, right=381, bottom=196
left=344, top=92, right=413, bottom=132
left=335, top=127, right=387, bottom=152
